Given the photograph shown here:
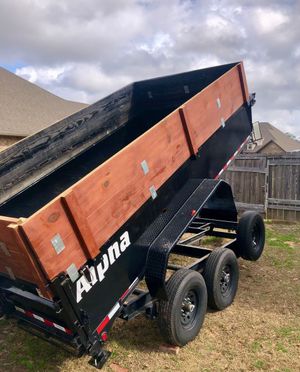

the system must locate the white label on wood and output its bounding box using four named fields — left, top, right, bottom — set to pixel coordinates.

left=0, top=241, right=10, bottom=256
left=51, top=234, right=65, bottom=255
left=141, top=160, right=149, bottom=175
left=149, top=185, right=157, bottom=200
